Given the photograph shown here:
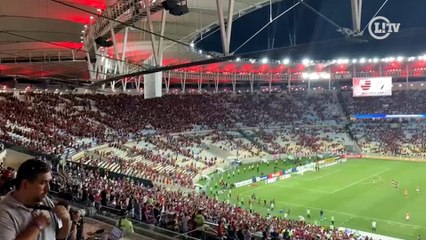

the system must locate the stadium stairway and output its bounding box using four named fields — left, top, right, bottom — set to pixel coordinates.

left=236, top=129, right=274, bottom=155
left=333, top=91, right=350, bottom=121
left=344, top=124, right=362, bottom=153
left=336, top=91, right=351, bottom=120
left=205, top=144, right=232, bottom=160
